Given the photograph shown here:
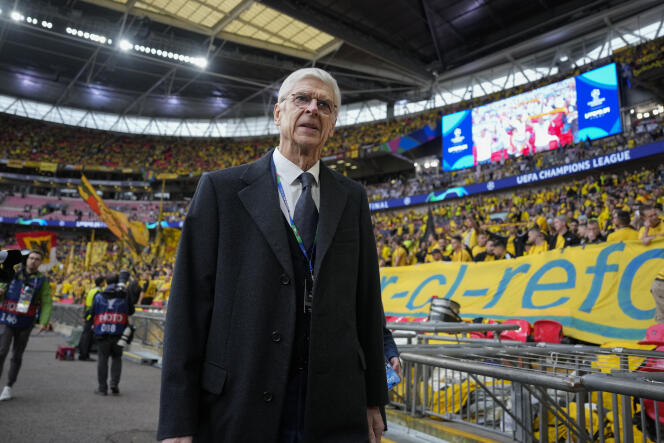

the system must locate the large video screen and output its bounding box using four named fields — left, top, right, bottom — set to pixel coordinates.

left=442, top=63, right=622, bottom=171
